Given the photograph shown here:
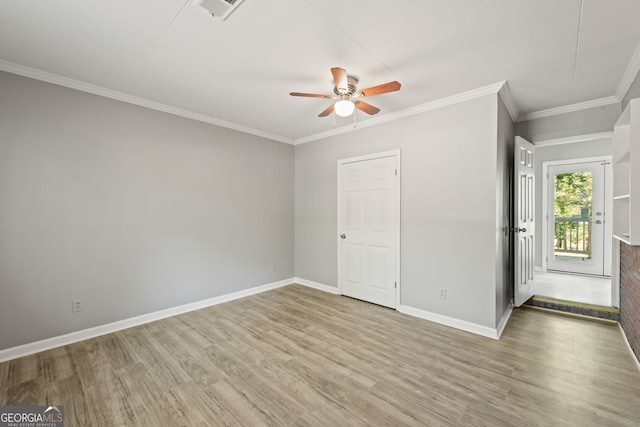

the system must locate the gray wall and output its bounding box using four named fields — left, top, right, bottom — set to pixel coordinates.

left=295, top=94, right=505, bottom=329
left=623, top=69, right=640, bottom=110
left=533, top=138, right=613, bottom=268
left=496, top=98, right=515, bottom=325
left=515, top=103, right=621, bottom=143
left=0, top=71, right=294, bottom=350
